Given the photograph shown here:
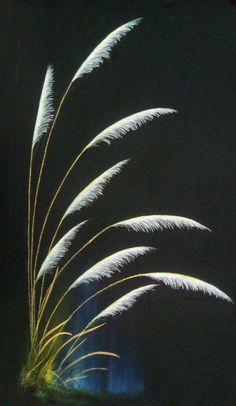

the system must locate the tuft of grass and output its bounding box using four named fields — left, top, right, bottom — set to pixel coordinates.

left=21, top=17, right=232, bottom=396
